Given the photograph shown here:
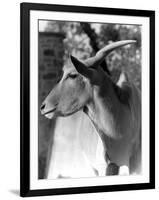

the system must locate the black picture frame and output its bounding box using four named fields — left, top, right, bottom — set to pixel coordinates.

left=20, top=2, right=155, bottom=197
